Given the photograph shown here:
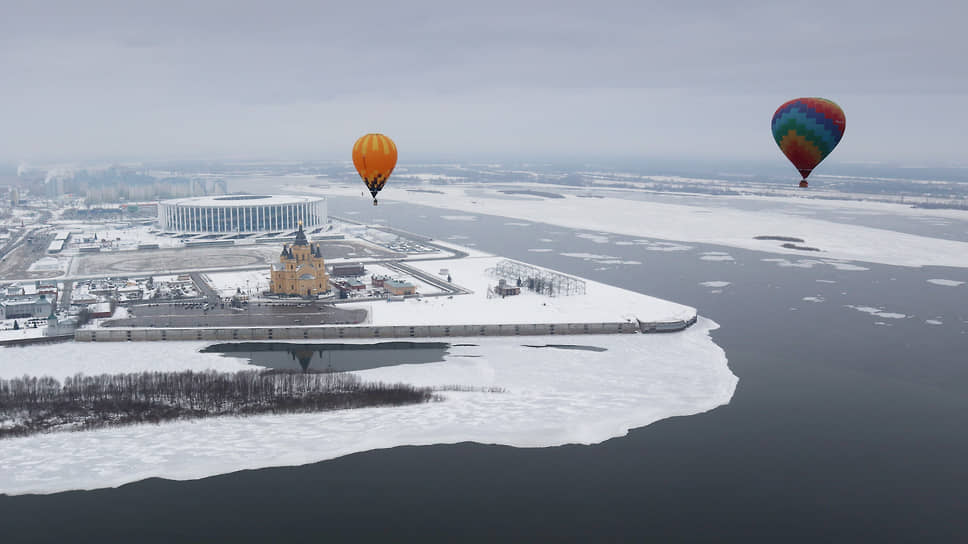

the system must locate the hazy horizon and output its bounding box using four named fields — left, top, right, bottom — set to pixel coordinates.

left=3, top=1, right=967, bottom=165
